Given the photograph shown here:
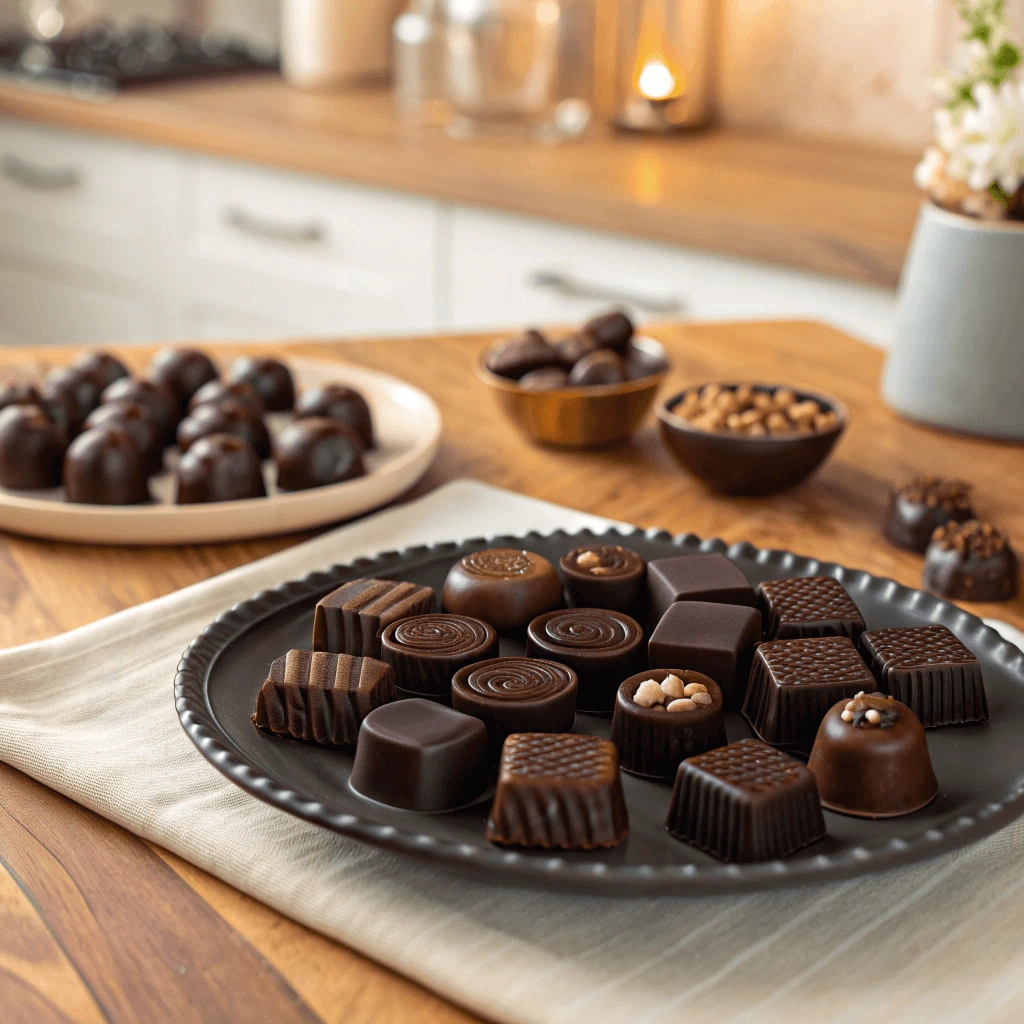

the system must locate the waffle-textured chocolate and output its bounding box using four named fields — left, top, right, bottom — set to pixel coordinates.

left=758, top=576, right=866, bottom=641
left=860, top=624, right=988, bottom=727
left=742, top=636, right=877, bottom=752
left=486, top=733, right=629, bottom=850
left=666, top=739, right=826, bottom=862
left=252, top=649, right=395, bottom=746
left=312, top=578, right=435, bottom=659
